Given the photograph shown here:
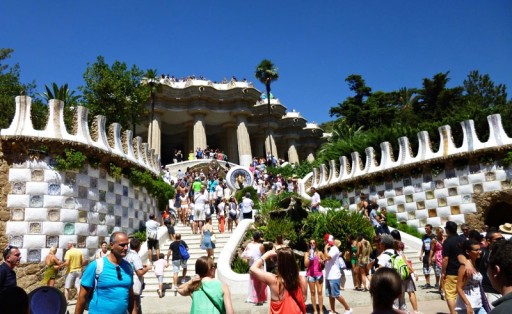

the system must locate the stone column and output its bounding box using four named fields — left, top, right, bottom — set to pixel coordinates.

left=265, top=128, right=278, bottom=160
left=223, top=122, right=238, bottom=164
left=235, top=114, right=252, bottom=167
left=191, top=113, right=207, bottom=151
left=287, top=138, right=300, bottom=165
left=252, top=134, right=264, bottom=158
left=148, top=112, right=162, bottom=157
